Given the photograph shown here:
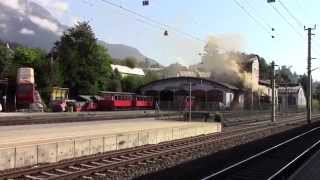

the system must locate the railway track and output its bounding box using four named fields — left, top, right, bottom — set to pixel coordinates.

left=1, top=113, right=318, bottom=180
left=201, top=125, right=320, bottom=180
